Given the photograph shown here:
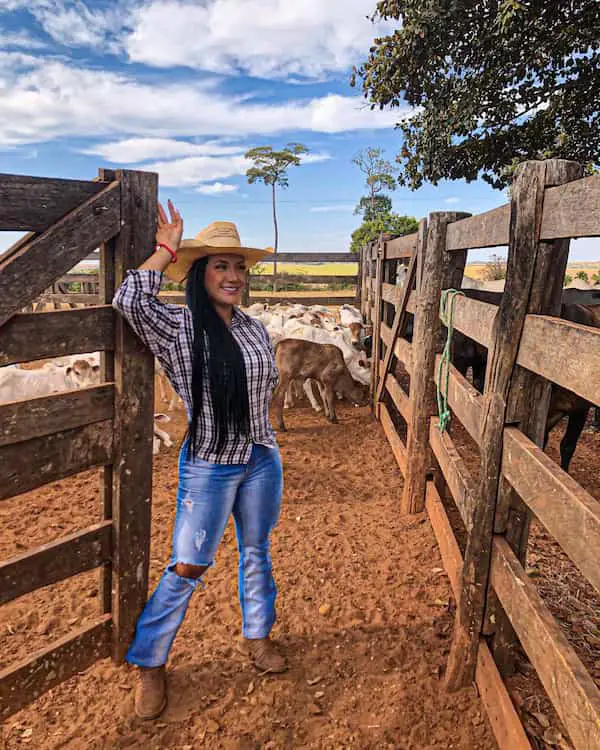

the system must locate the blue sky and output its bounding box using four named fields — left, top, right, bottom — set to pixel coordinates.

left=1, top=0, right=597, bottom=261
